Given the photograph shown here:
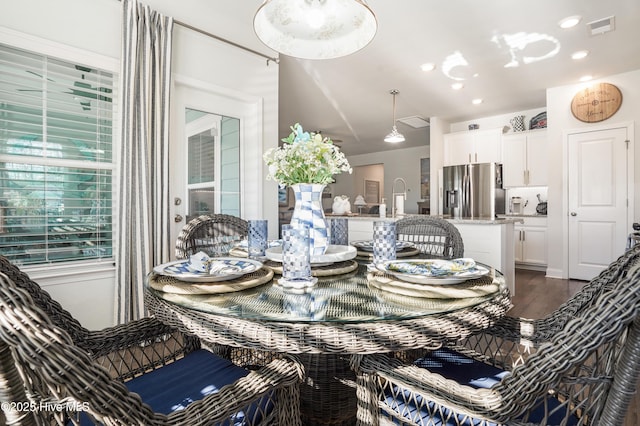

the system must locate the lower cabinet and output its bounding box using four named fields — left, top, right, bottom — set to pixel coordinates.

left=514, top=217, right=547, bottom=267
